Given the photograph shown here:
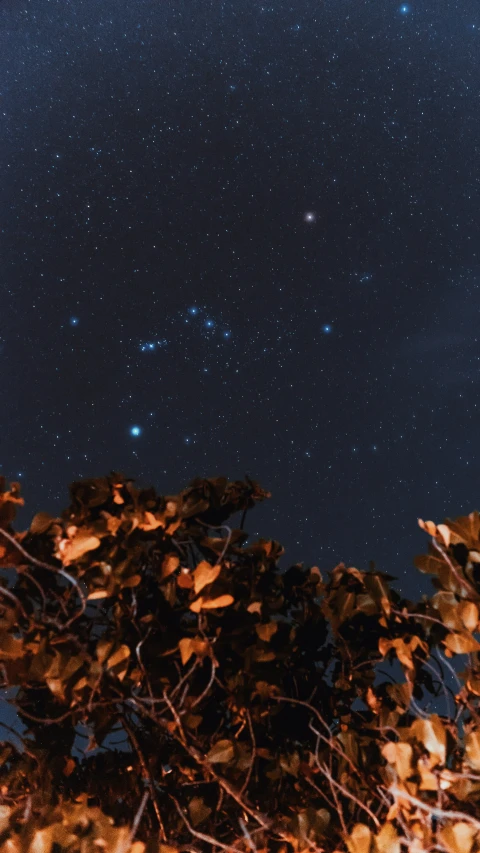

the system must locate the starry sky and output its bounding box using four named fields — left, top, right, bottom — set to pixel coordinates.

left=2, top=0, right=480, bottom=600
